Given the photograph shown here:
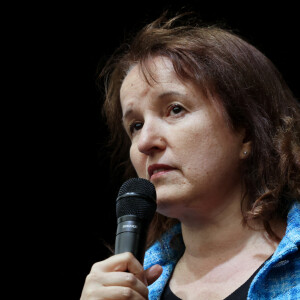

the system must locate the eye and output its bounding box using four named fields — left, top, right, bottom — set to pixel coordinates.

left=168, top=104, right=184, bottom=116
left=129, top=121, right=143, bottom=135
